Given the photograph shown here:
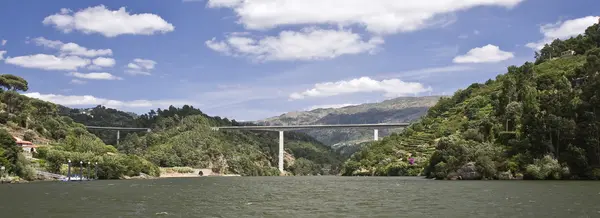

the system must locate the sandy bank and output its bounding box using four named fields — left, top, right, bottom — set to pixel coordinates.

left=158, top=168, right=240, bottom=178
